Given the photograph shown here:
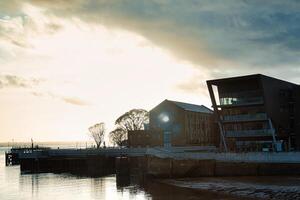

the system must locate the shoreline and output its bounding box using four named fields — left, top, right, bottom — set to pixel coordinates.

left=158, top=176, right=300, bottom=200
